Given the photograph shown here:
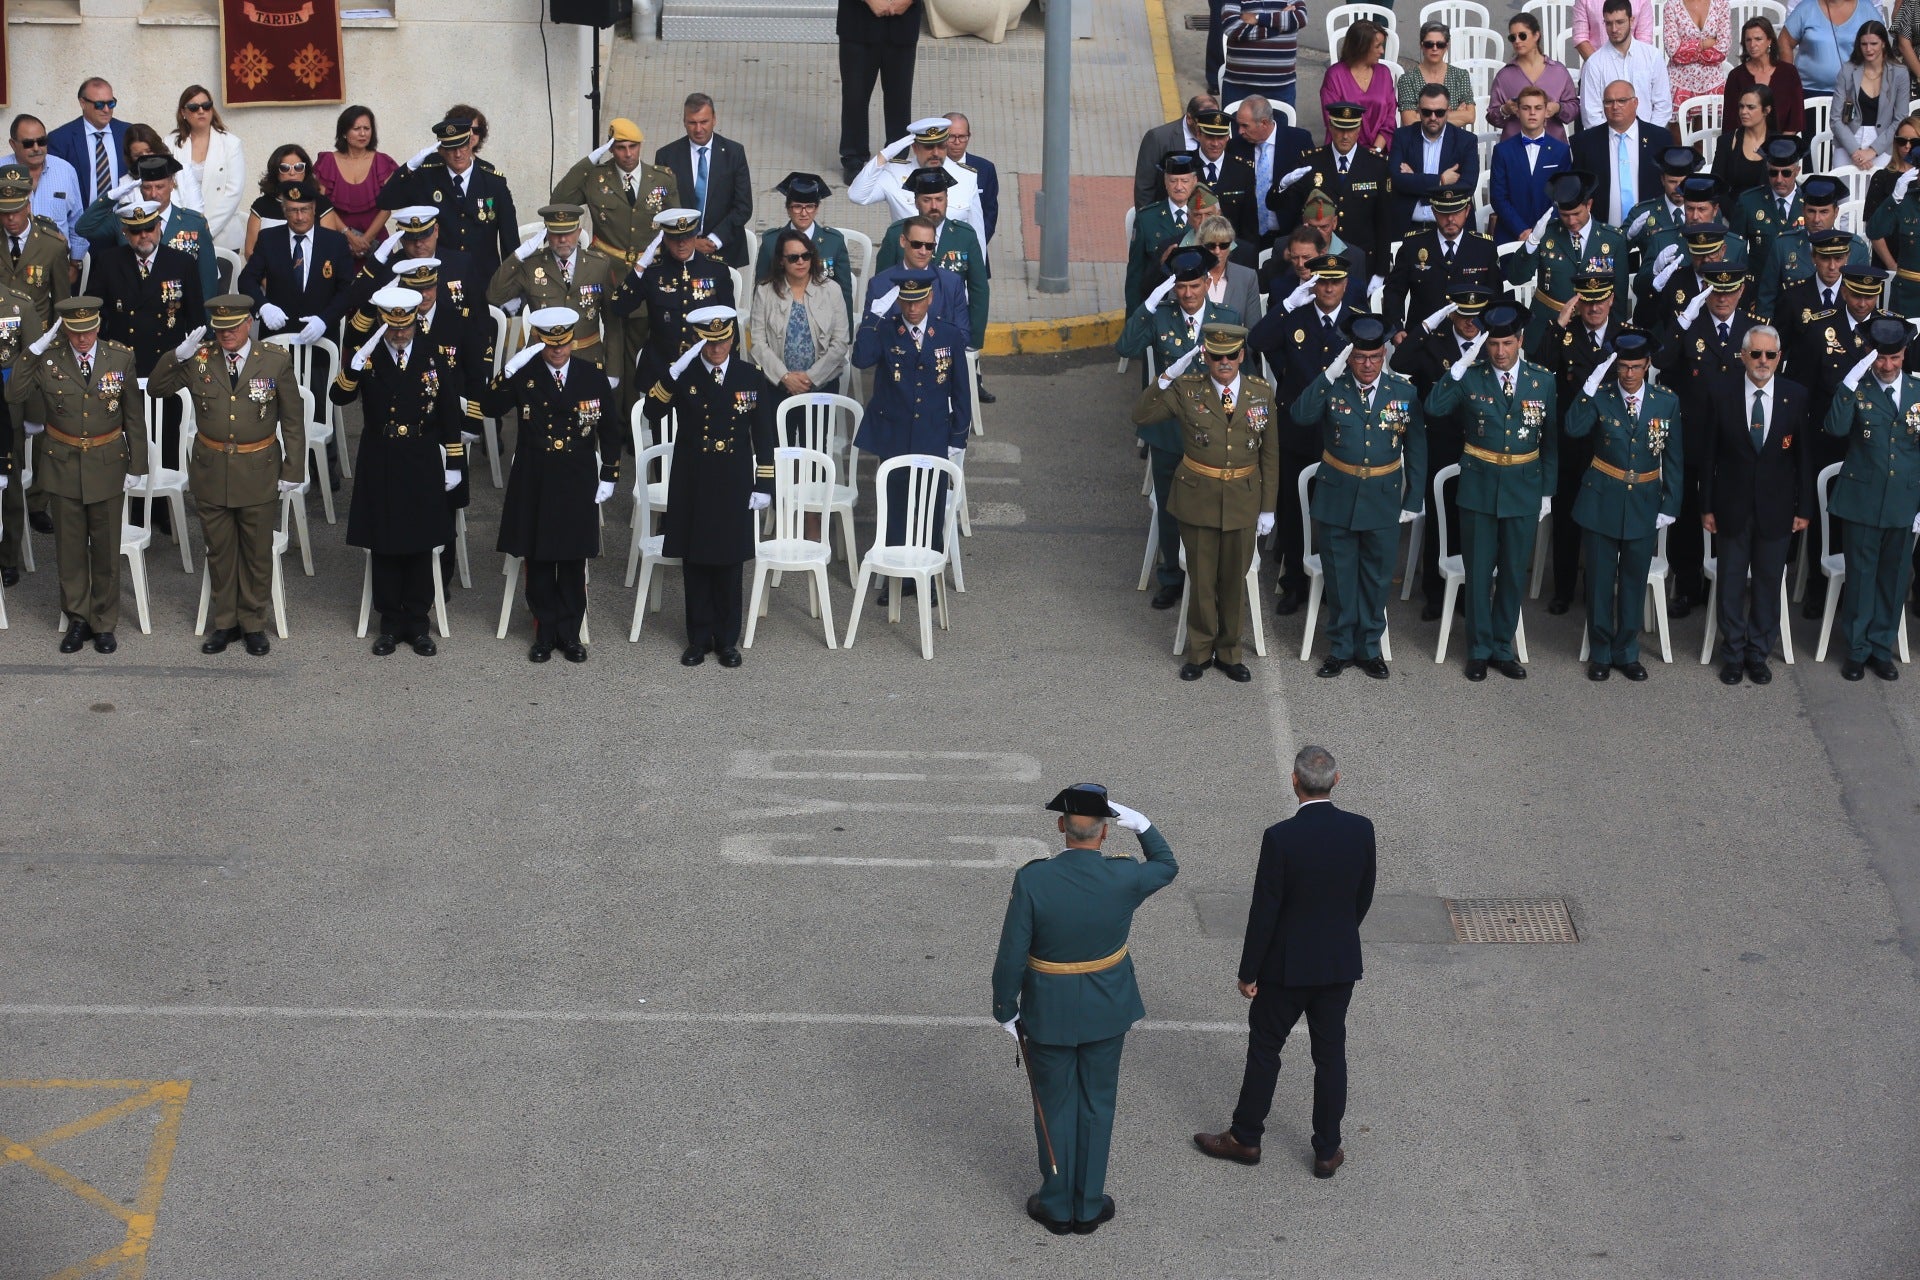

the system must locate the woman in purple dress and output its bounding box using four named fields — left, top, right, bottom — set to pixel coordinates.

left=1489, top=11, right=1581, bottom=139
left=1320, top=20, right=1397, bottom=151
